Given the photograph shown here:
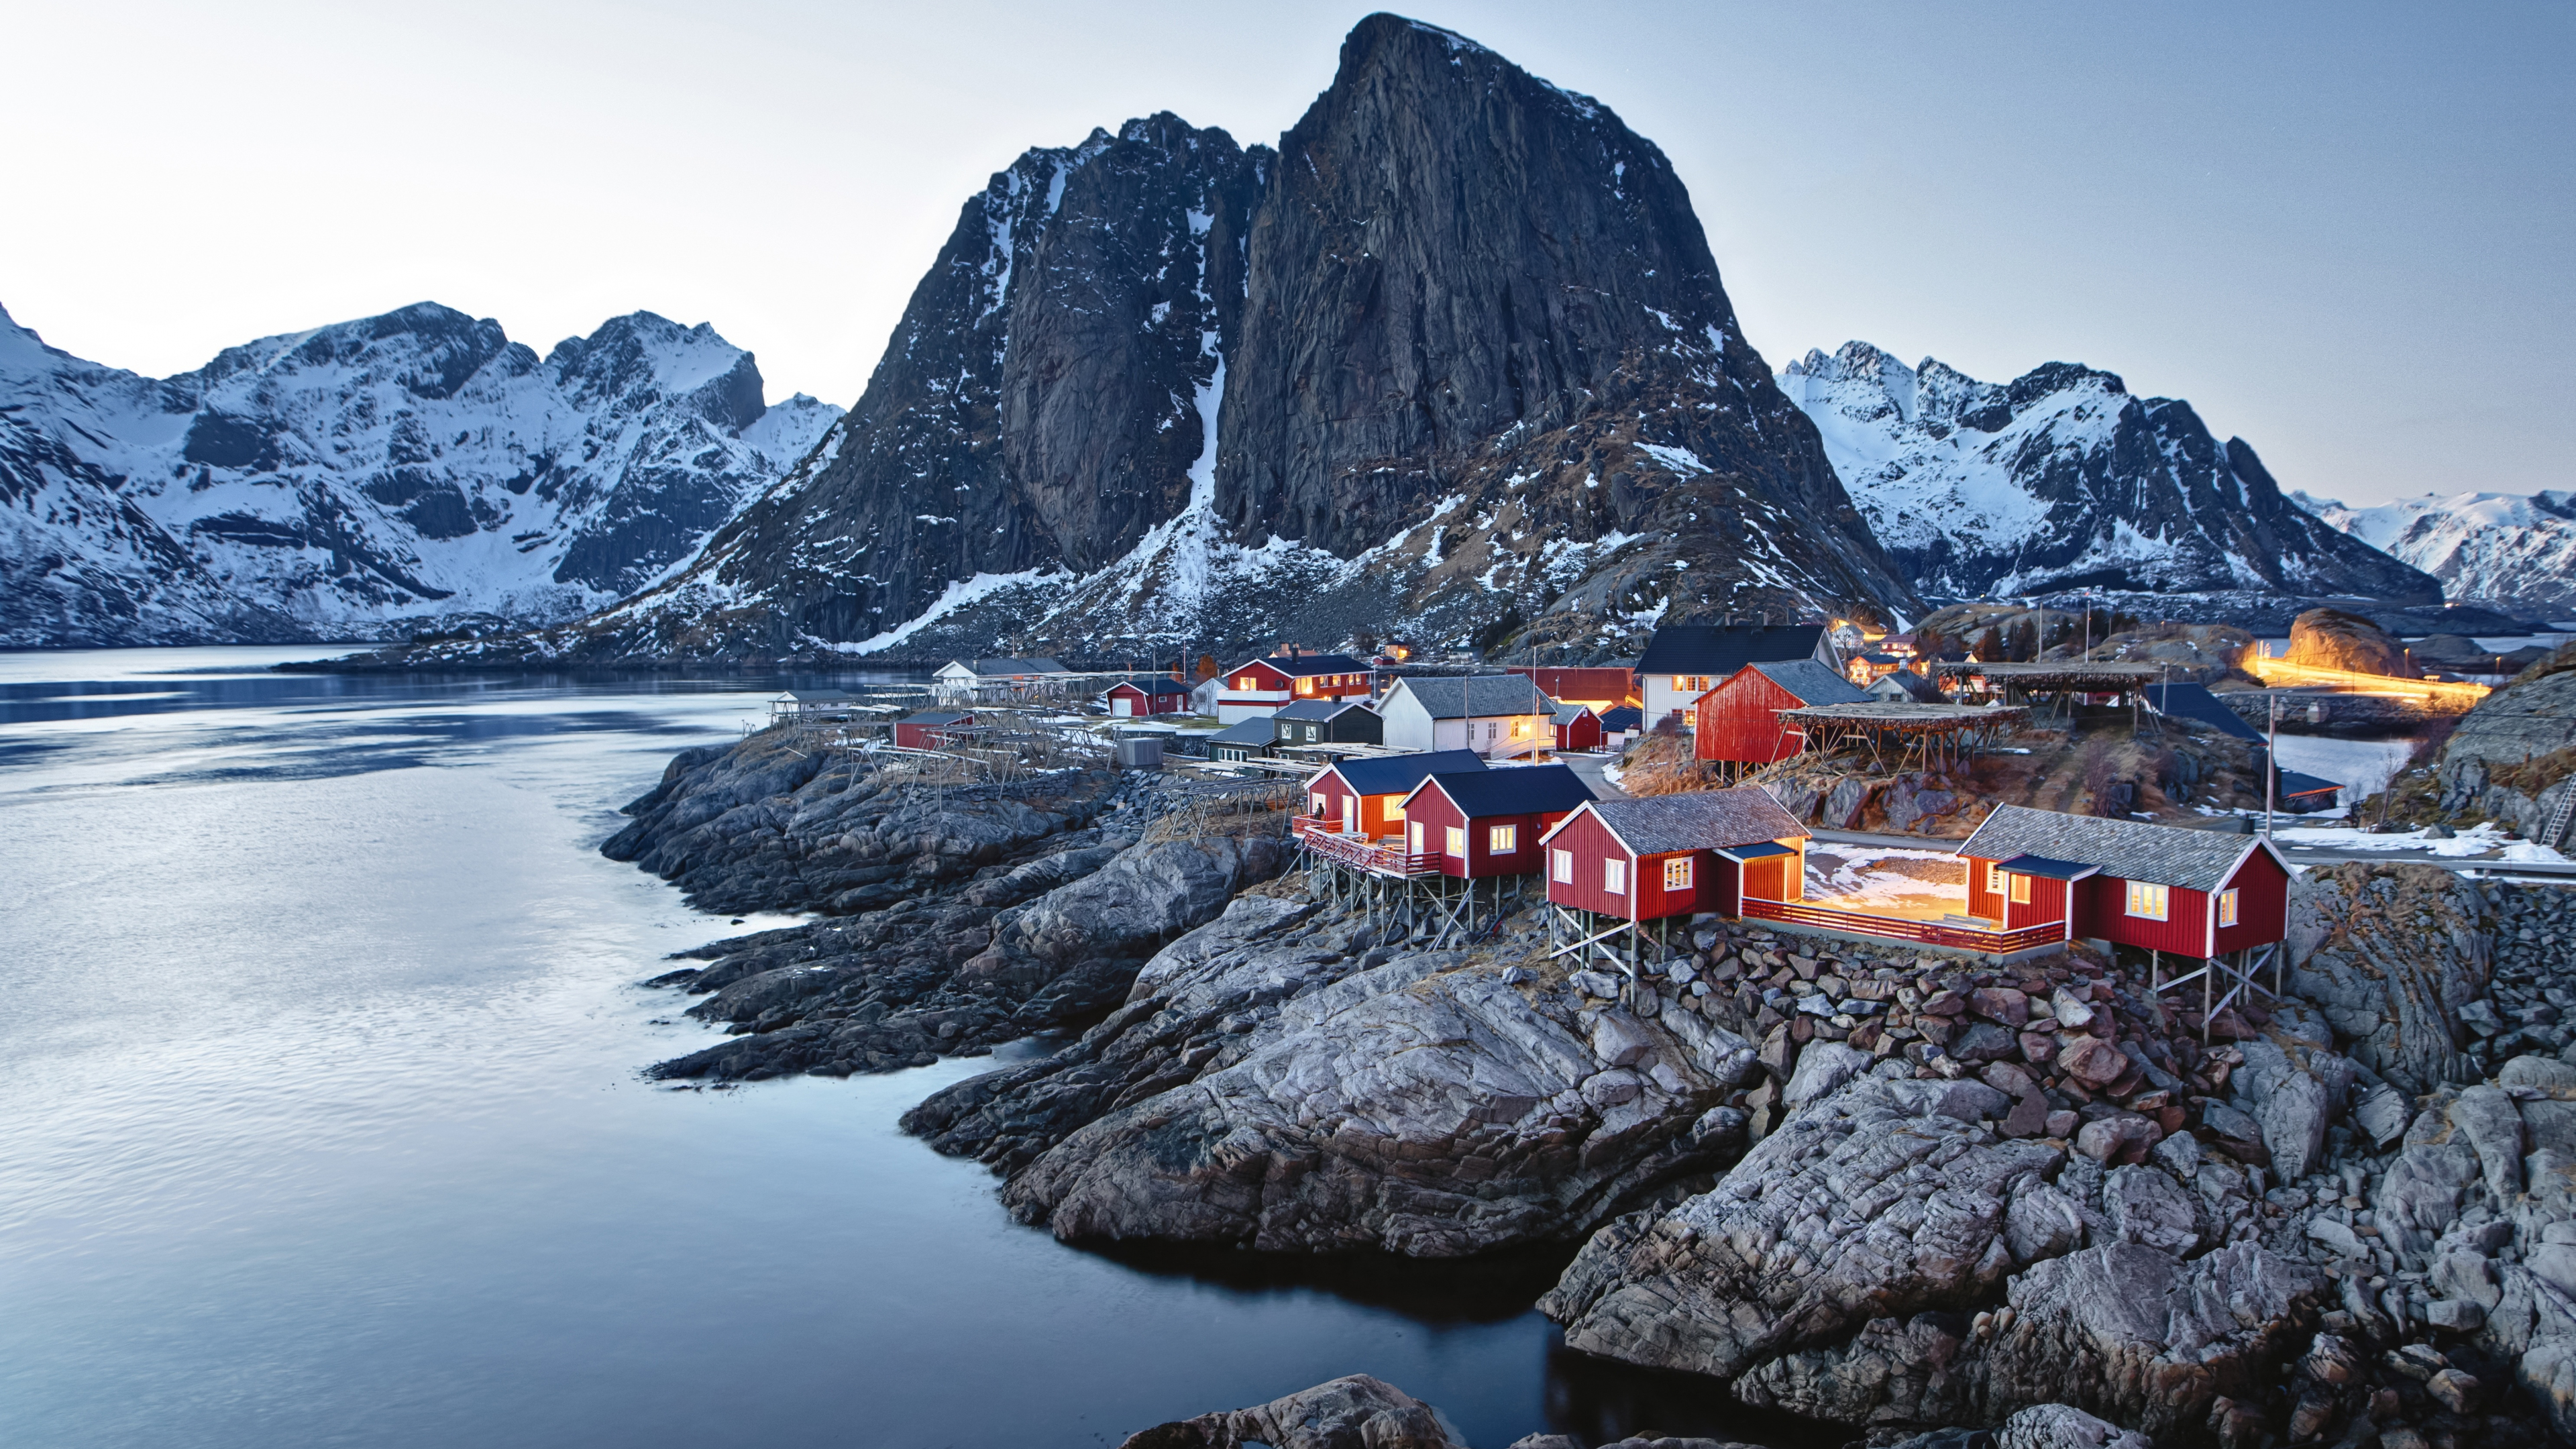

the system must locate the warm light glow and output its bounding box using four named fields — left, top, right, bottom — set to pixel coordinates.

left=2242, top=655, right=2490, bottom=706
